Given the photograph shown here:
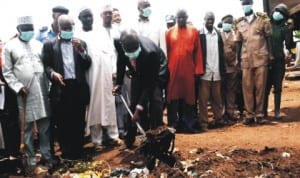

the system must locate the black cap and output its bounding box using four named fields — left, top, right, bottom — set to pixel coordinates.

left=274, top=3, right=289, bottom=18
left=221, top=14, right=233, bottom=22
left=52, top=6, right=69, bottom=14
